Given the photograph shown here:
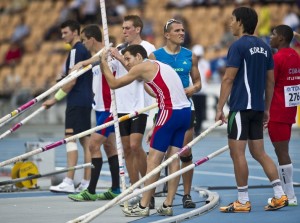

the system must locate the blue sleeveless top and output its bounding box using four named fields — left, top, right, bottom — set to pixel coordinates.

left=153, top=47, right=192, bottom=88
